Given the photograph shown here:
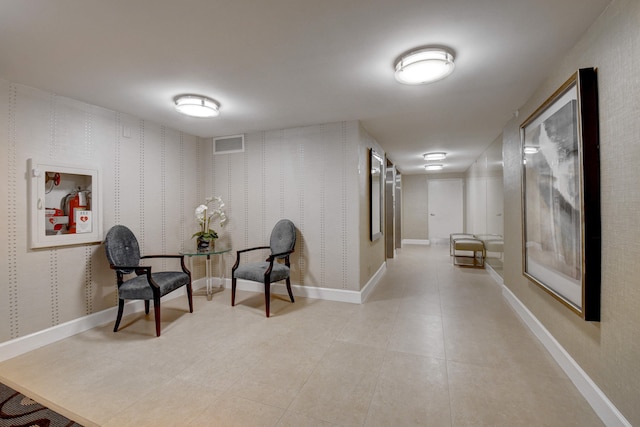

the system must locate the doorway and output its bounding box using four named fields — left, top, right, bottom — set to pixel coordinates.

left=395, top=172, right=402, bottom=250
left=385, top=160, right=396, bottom=258
left=428, top=178, right=463, bottom=244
